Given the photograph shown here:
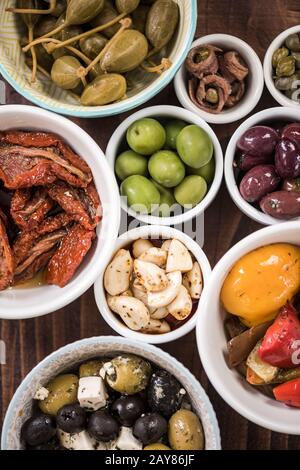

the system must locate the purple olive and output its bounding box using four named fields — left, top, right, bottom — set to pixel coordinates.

left=235, top=151, right=274, bottom=171
left=281, top=123, right=300, bottom=145
left=260, top=190, right=300, bottom=219
left=239, top=164, right=280, bottom=203
left=282, top=178, right=300, bottom=192
left=237, top=126, right=279, bottom=157
left=275, top=139, right=300, bottom=178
